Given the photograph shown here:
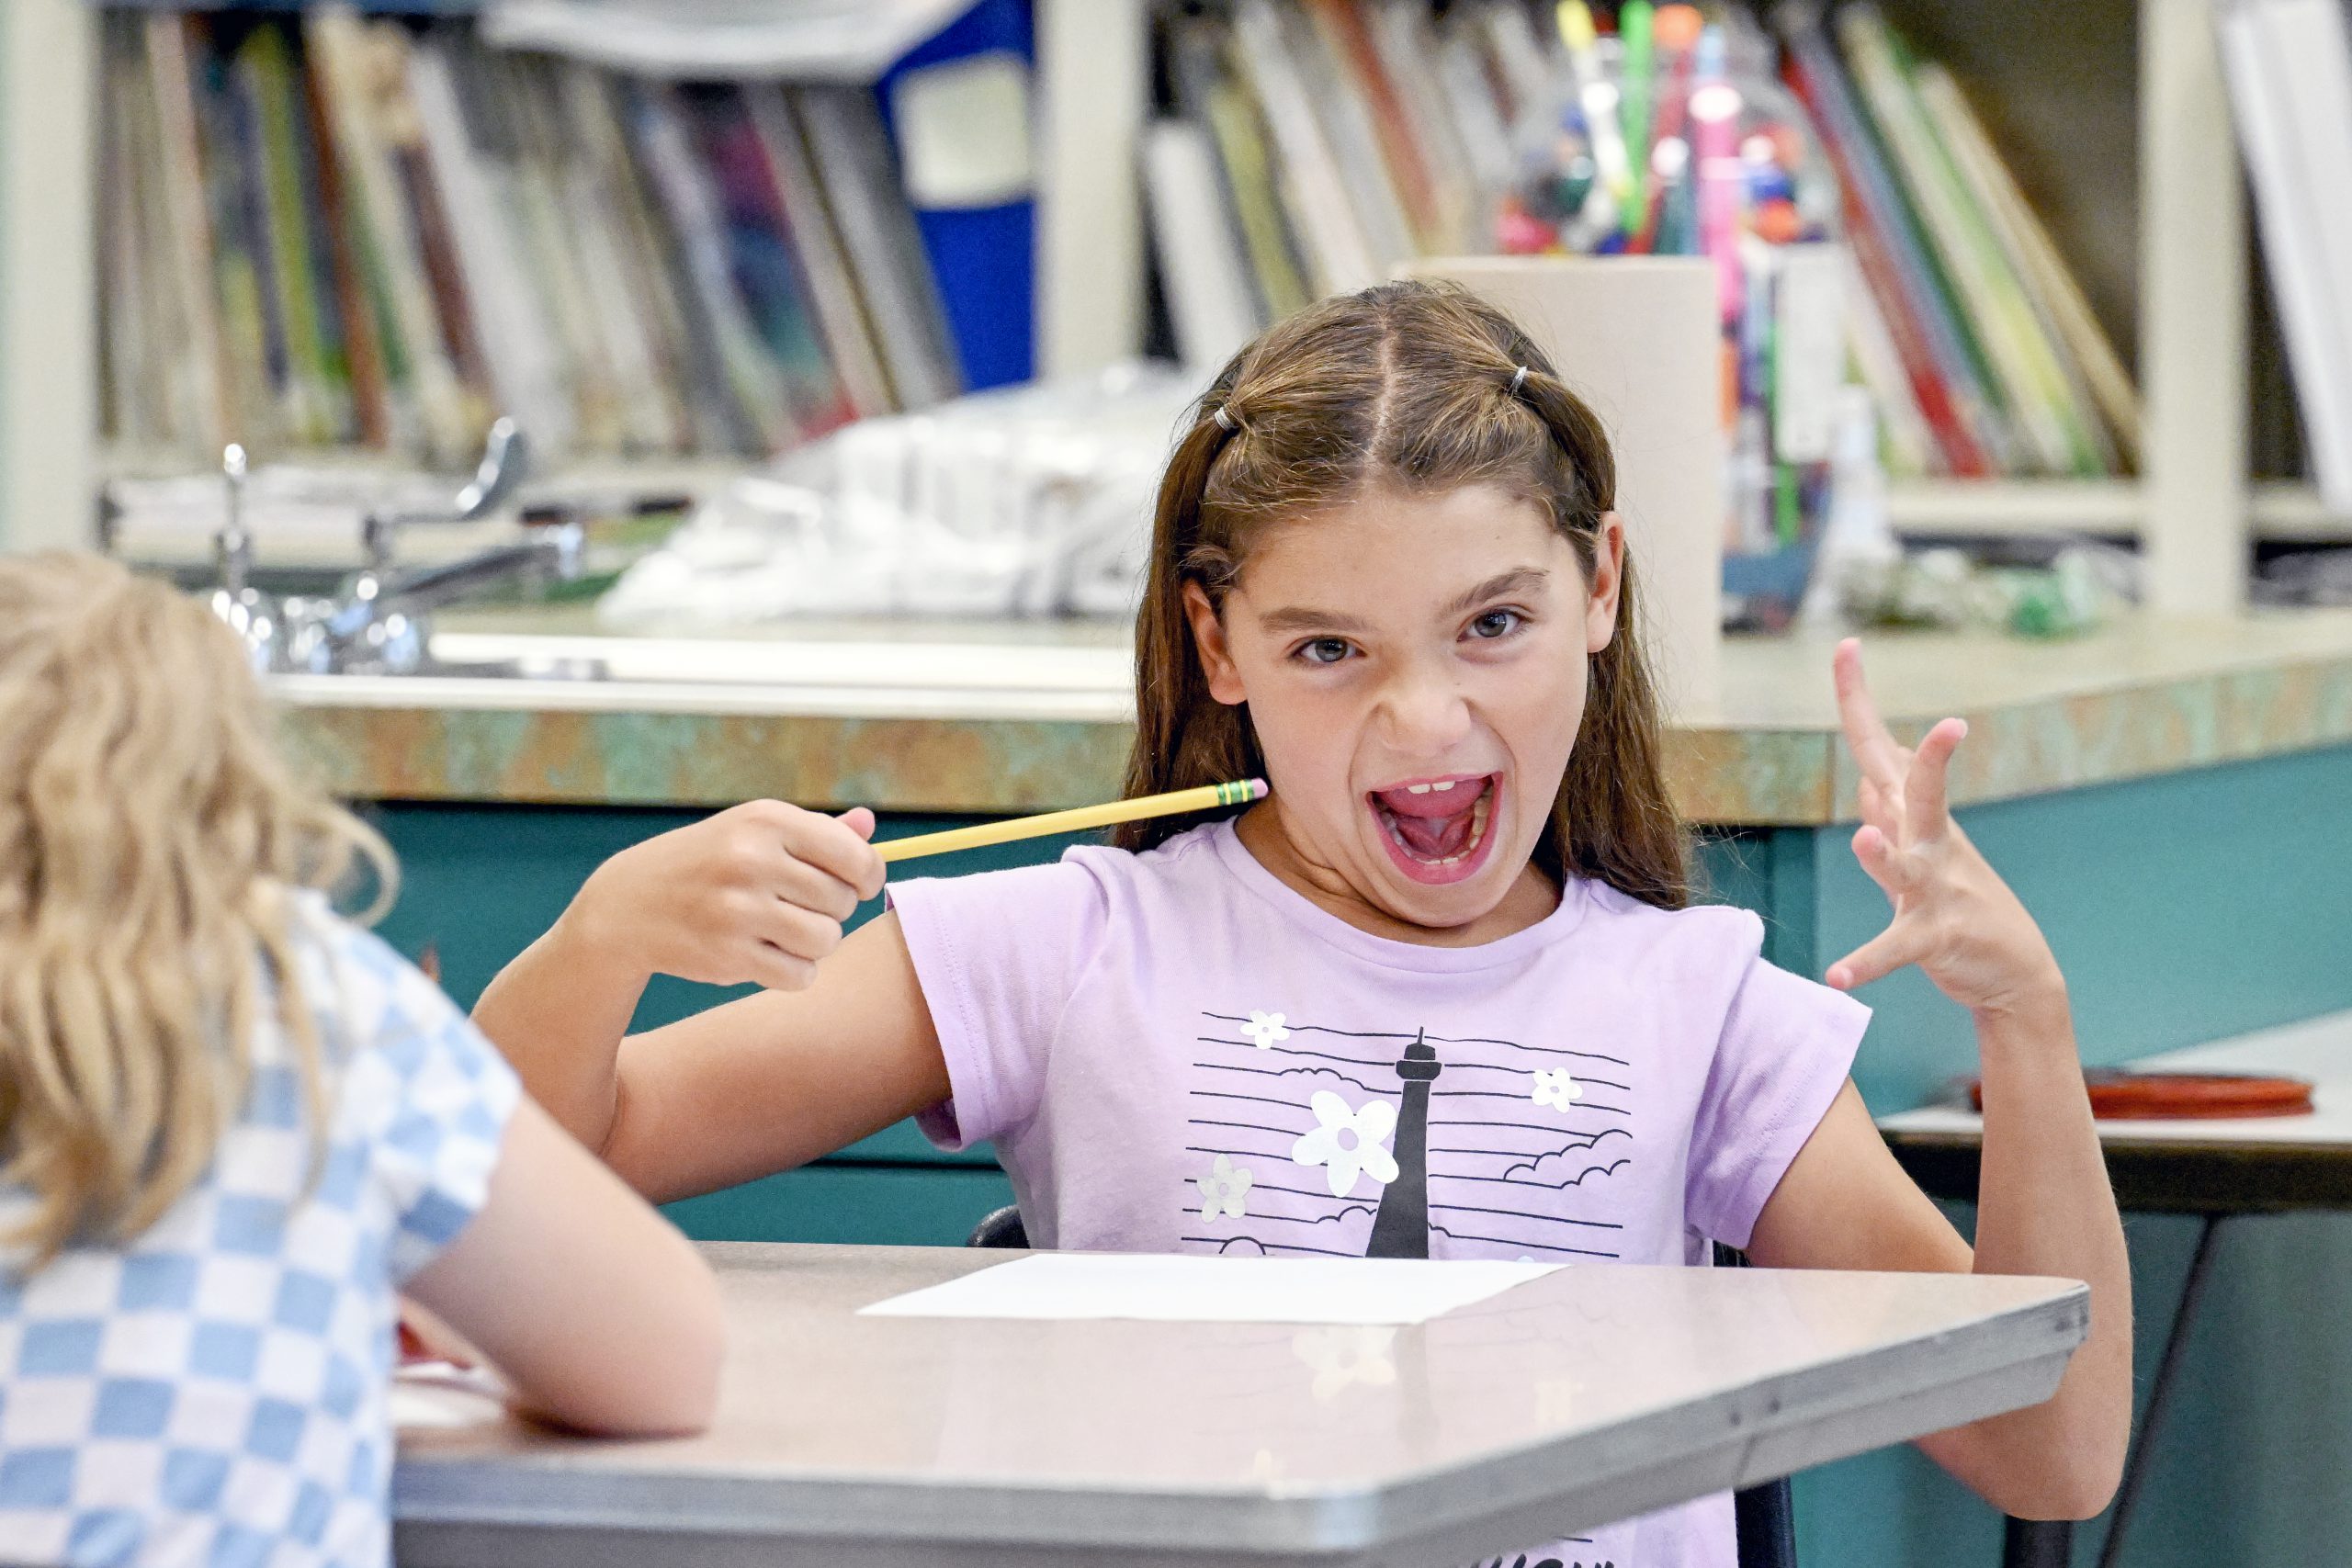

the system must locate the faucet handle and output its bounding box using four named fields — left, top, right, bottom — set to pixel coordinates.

left=207, top=442, right=283, bottom=674
left=216, top=443, right=252, bottom=598
left=454, top=418, right=528, bottom=521
left=362, top=418, right=530, bottom=571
